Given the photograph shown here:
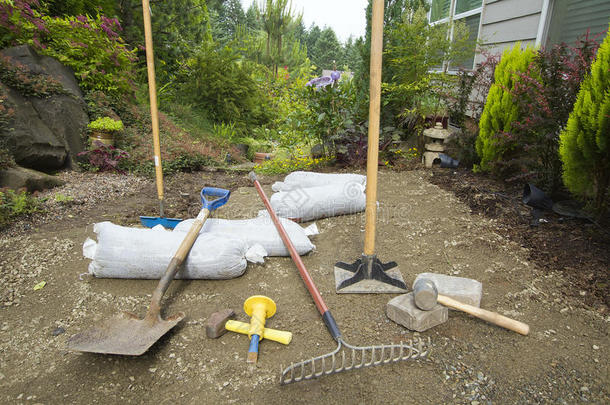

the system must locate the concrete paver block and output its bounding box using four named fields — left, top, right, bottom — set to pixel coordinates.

left=386, top=292, right=448, bottom=332
left=206, top=309, right=235, bottom=338
left=414, top=273, right=482, bottom=307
